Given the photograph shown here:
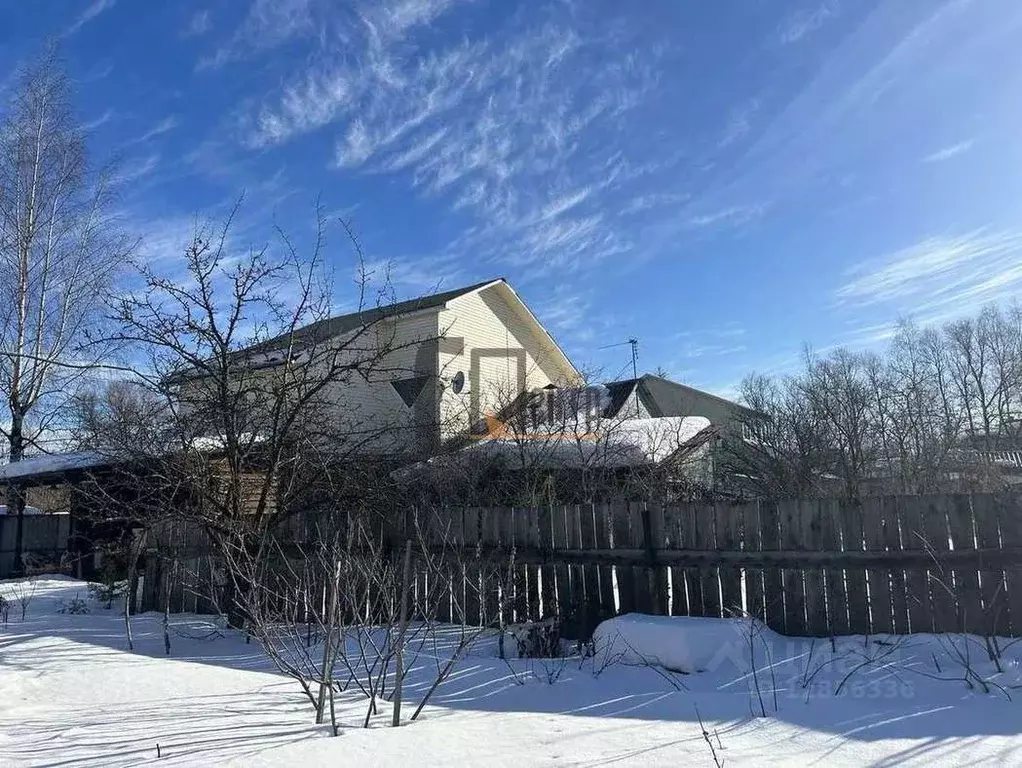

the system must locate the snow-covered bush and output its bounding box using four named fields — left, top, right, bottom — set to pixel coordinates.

left=58, top=594, right=90, bottom=615
left=506, top=618, right=562, bottom=659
